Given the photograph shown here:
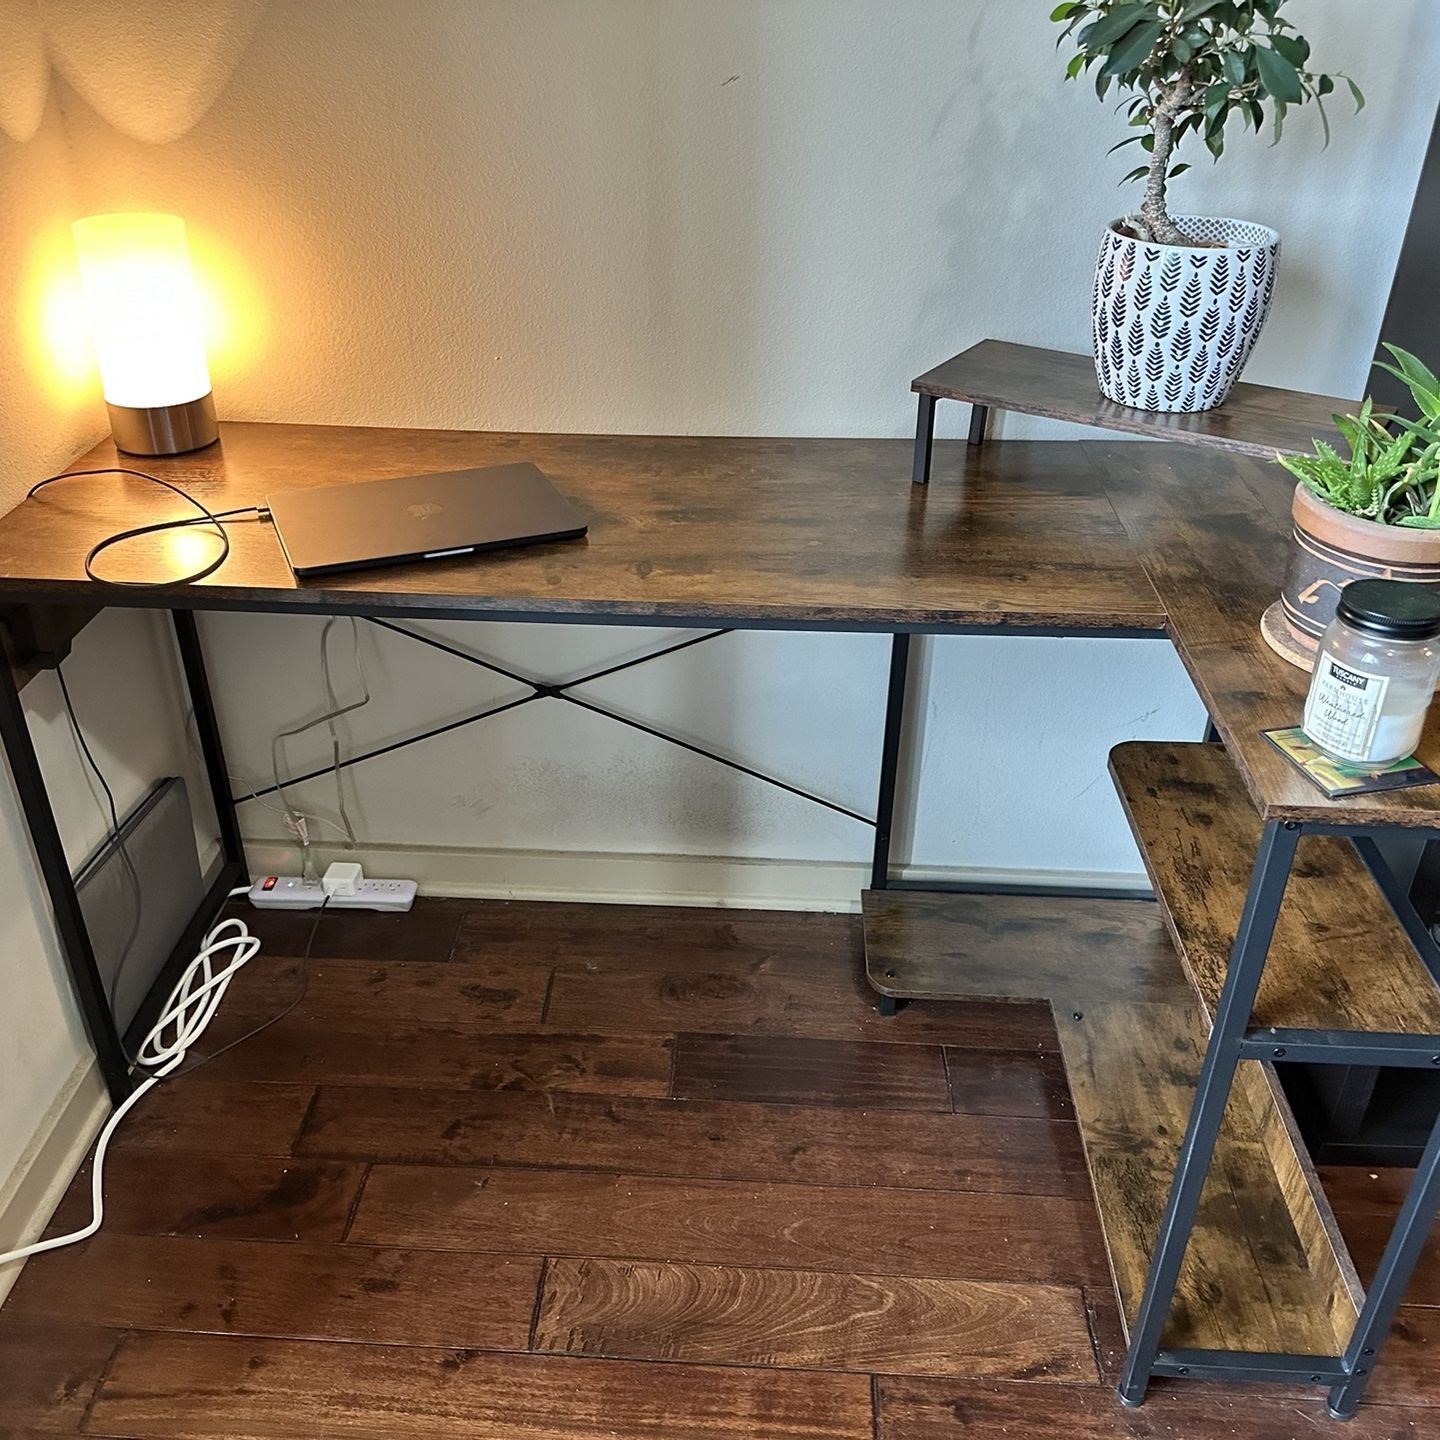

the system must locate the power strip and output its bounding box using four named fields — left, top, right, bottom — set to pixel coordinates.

left=247, top=875, right=417, bottom=912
